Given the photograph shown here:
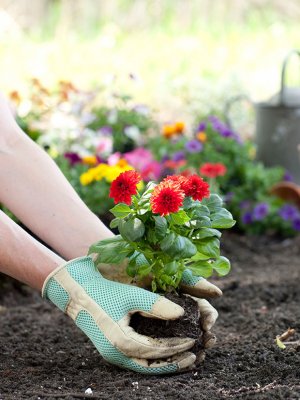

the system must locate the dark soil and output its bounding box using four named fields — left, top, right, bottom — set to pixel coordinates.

left=131, top=293, right=204, bottom=363
left=1, top=233, right=300, bottom=400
